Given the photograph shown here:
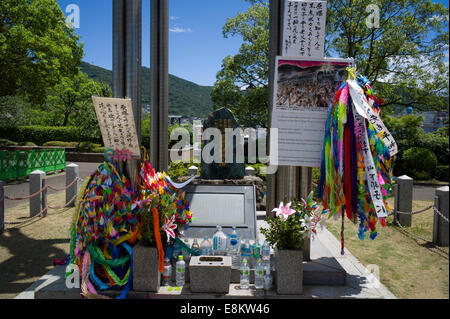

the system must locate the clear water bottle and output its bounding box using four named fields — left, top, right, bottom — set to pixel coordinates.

left=175, top=255, right=185, bottom=287
left=212, top=225, right=227, bottom=255
left=162, top=258, right=172, bottom=286
left=200, top=236, right=212, bottom=255
left=261, top=241, right=271, bottom=271
left=254, top=258, right=265, bottom=289
left=240, top=239, right=251, bottom=264
left=239, top=258, right=250, bottom=290
left=182, top=238, right=191, bottom=260
left=251, top=240, right=261, bottom=268
left=191, top=238, right=200, bottom=255
left=227, top=226, right=240, bottom=269
left=264, top=268, right=273, bottom=291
